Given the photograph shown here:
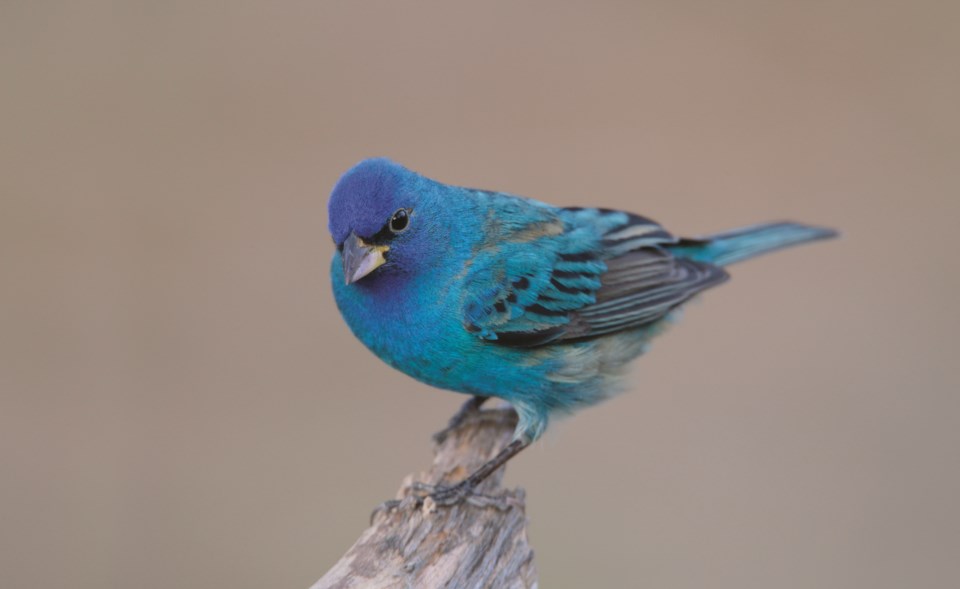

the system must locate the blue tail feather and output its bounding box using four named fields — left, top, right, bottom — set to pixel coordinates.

left=669, top=221, right=838, bottom=267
